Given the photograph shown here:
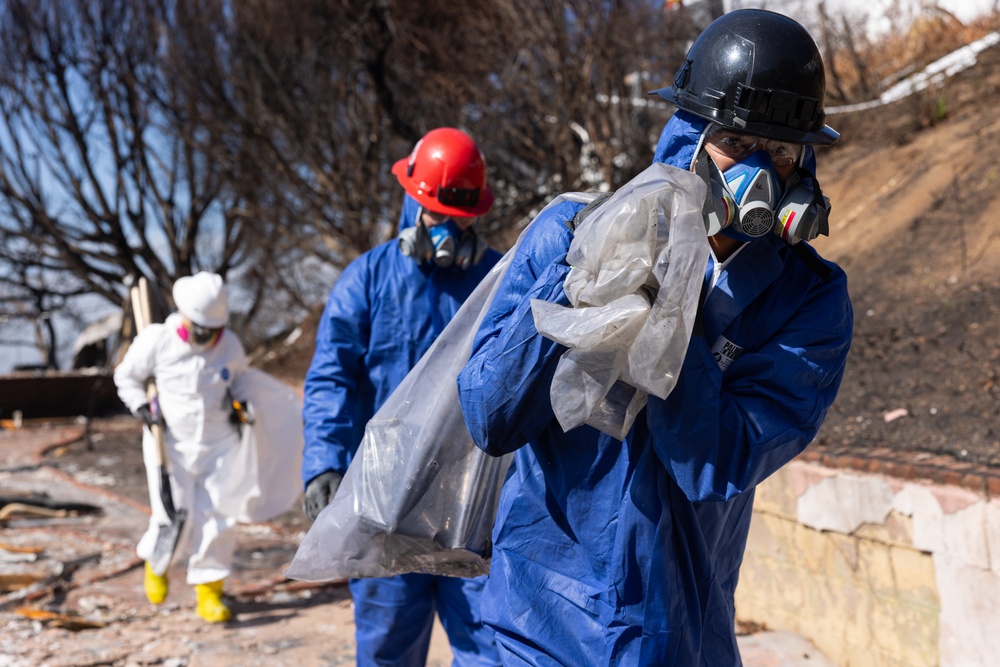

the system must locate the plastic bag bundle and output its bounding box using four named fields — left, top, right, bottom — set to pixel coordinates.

left=214, top=370, right=305, bottom=523
left=531, top=163, right=710, bottom=439
left=287, top=193, right=594, bottom=582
